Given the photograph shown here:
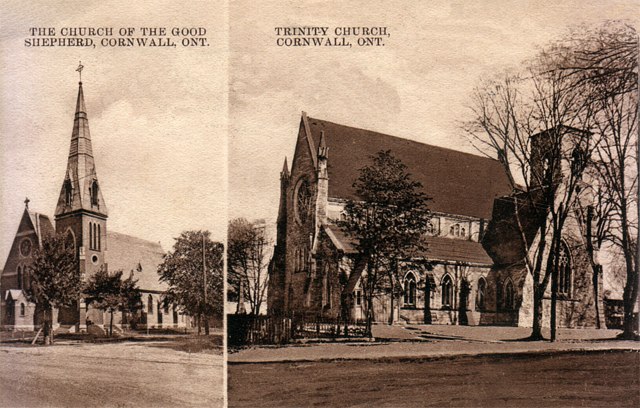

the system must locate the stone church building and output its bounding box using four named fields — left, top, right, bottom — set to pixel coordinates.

left=1, top=80, right=186, bottom=332
left=268, top=112, right=602, bottom=328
